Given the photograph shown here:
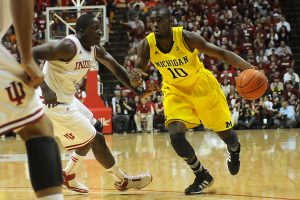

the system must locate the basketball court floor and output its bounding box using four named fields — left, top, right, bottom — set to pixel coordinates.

left=0, top=129, right=299, bottom=200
